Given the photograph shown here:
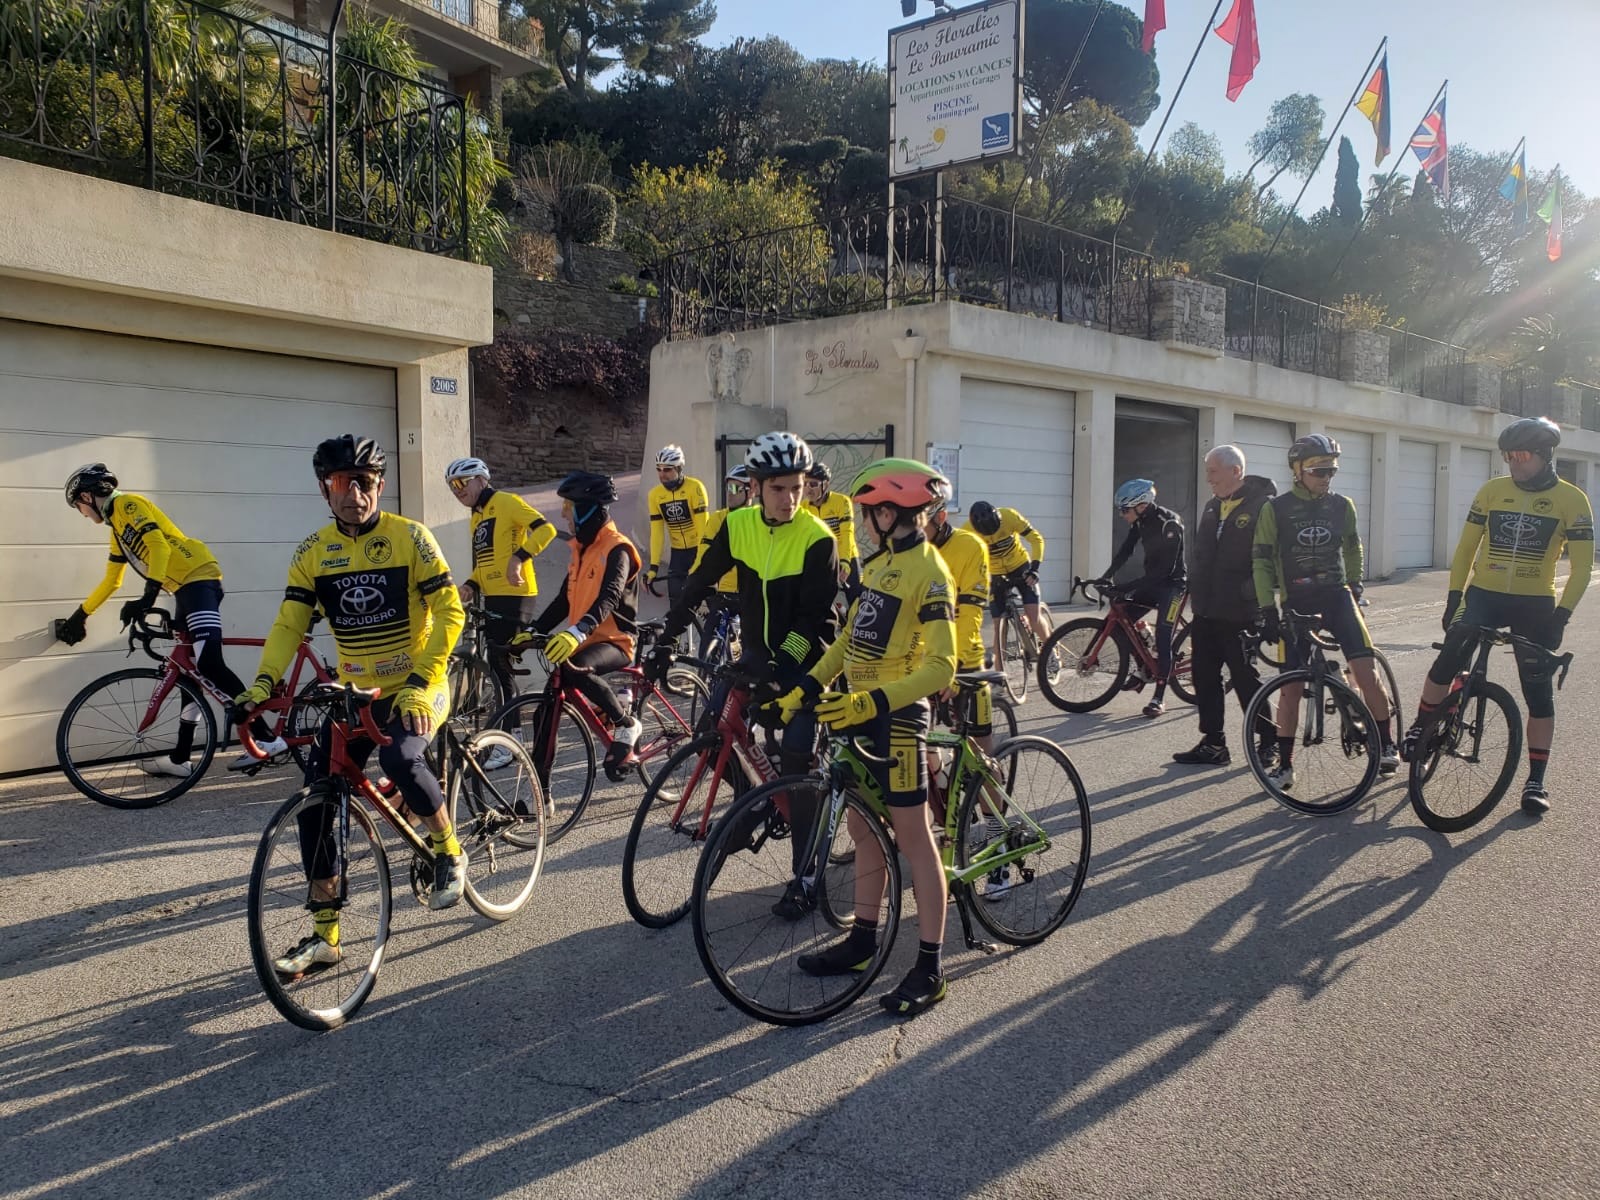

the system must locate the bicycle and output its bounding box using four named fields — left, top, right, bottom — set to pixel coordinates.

left=55, top=608, right=335, bottom=809
left=1241, top=610, right=1388, bottom=816
left=1407, top=627, right=1573, bottom=833
left=690, top=714, right=1091, bottom=1026
left=1035, top=578, right=1196, bottom=713
left=444, top=601, right=513, bottom=734
left=243, top=682, right=546, bottom=1031
left=1248, top=594, right=1399, bottom=703
left=991, top=575, right=1058, bottom=703
left=491, top=624, right=709, bottom=844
